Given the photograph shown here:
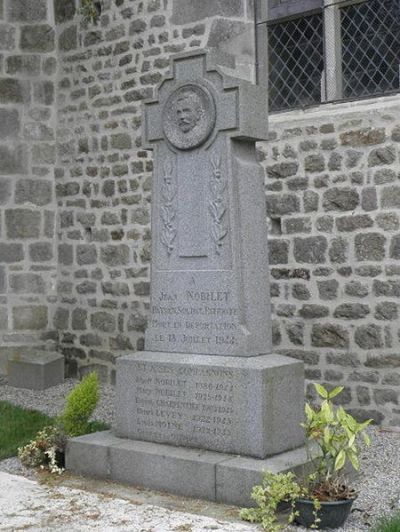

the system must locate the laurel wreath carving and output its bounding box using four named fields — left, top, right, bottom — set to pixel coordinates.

left=160, top=161, right=177, bottom=256
left=209, top=155, right=228, bottom=254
